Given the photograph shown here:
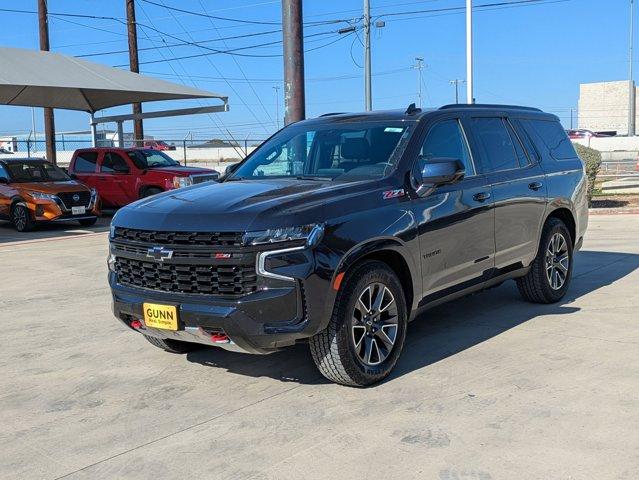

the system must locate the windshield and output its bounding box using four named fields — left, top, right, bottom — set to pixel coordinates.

left=5, top=161, right=71, bottom=183
left=127, top=149, right=179, bottom=169
left=229, top=120, right=414, bottom=181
